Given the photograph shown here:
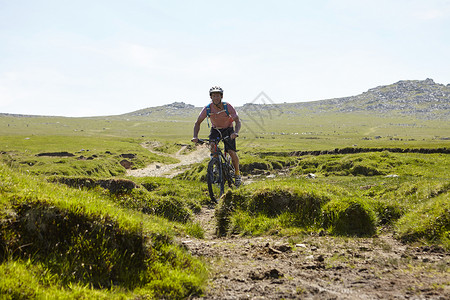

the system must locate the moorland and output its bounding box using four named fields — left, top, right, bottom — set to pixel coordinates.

left=0, top=79, right=449, bottom=299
